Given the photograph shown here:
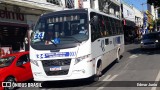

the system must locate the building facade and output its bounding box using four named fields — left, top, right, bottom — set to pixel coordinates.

left=147, top=3, right=159, bottom=31
left=0, top=0, right=64, bottom=52
left=81, top=0, right=121, bottom=19
left=133, top=7, right=143, bottom=39
left=146, top=10, right=154, bottom=32
left=121, top=1, right=136, bottom=43
left=147, top=4, right=158, bottom=21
